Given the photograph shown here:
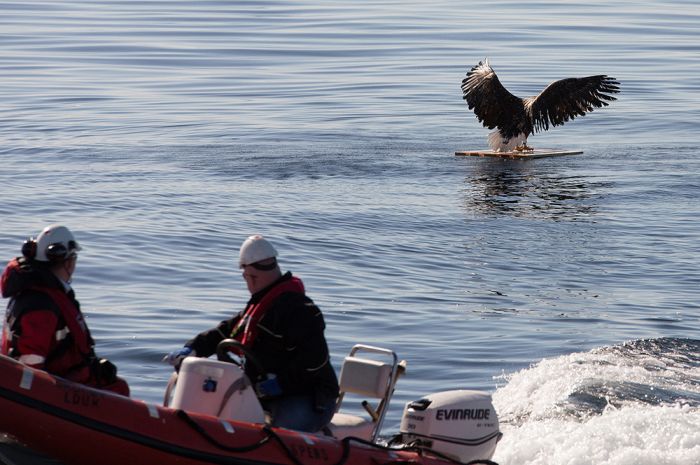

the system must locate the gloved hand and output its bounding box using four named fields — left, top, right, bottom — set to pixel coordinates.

left=163, top=346, right=195, bottom=368
left=255, top=374, right=282, bottom=398
left=91, top=358, right=117, bottom=385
